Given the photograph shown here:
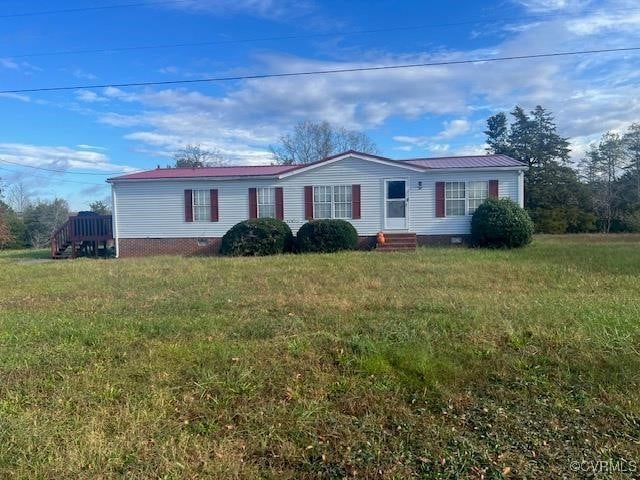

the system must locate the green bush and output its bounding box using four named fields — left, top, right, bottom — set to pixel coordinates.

left=220, top=218, right=293, bottom=256
left=471, top=198, right=534, bottom=248
left=296, top=219, right=358, bottom=253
